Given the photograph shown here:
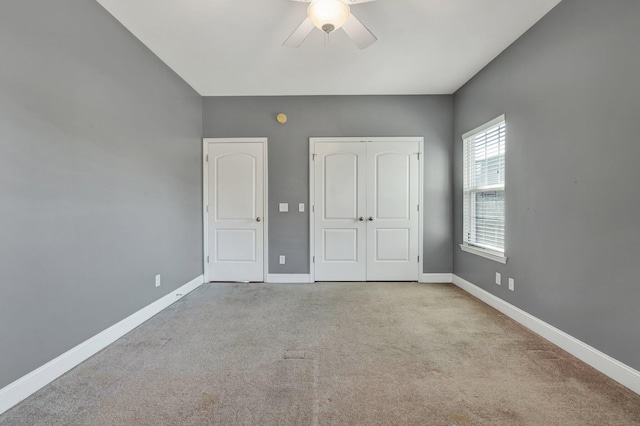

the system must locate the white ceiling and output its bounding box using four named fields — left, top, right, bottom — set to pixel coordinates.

left=95, top=0, right=561, bottom=96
